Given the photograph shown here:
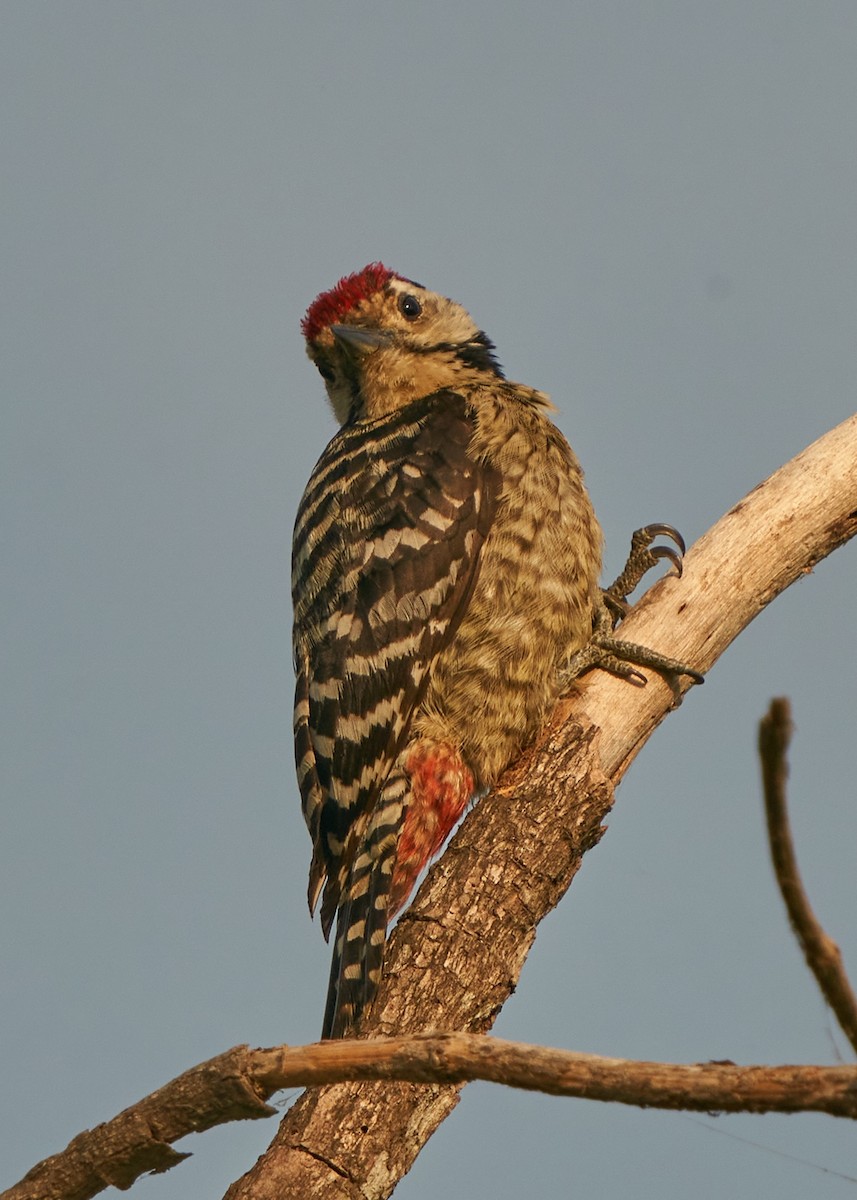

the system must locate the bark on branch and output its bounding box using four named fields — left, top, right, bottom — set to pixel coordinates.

left=222, top=414, right=856, bottom=1200
left=4, top=415, right=856, bottom=1200
left=7, top=1034, right=857, bottom=1200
